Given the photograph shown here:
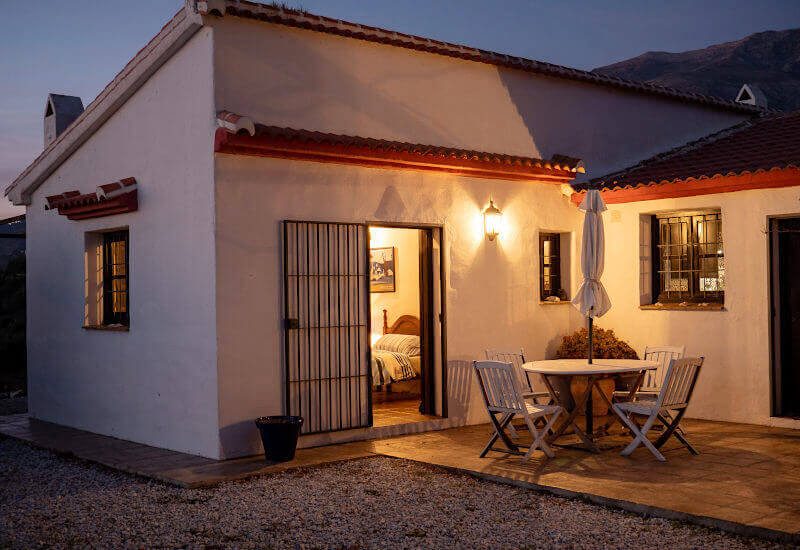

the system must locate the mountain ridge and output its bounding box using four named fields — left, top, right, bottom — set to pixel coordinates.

left=593, top=28, right=800, bottom=111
